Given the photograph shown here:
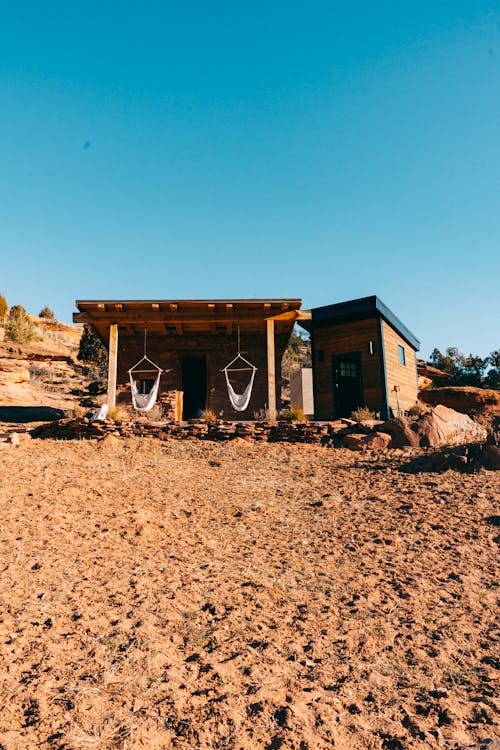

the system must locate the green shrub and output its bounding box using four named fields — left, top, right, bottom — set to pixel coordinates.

left=0, top=294, right=8, bottom=320
left=77, top=325, right=108, bottom=374
left=6, top=305, right=35, bottom=344
left=39, top=306, right=55, bottom=320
